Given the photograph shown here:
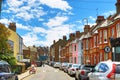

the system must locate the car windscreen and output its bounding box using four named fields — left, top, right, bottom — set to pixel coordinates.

left=0, top=65, right=11, bottom=73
